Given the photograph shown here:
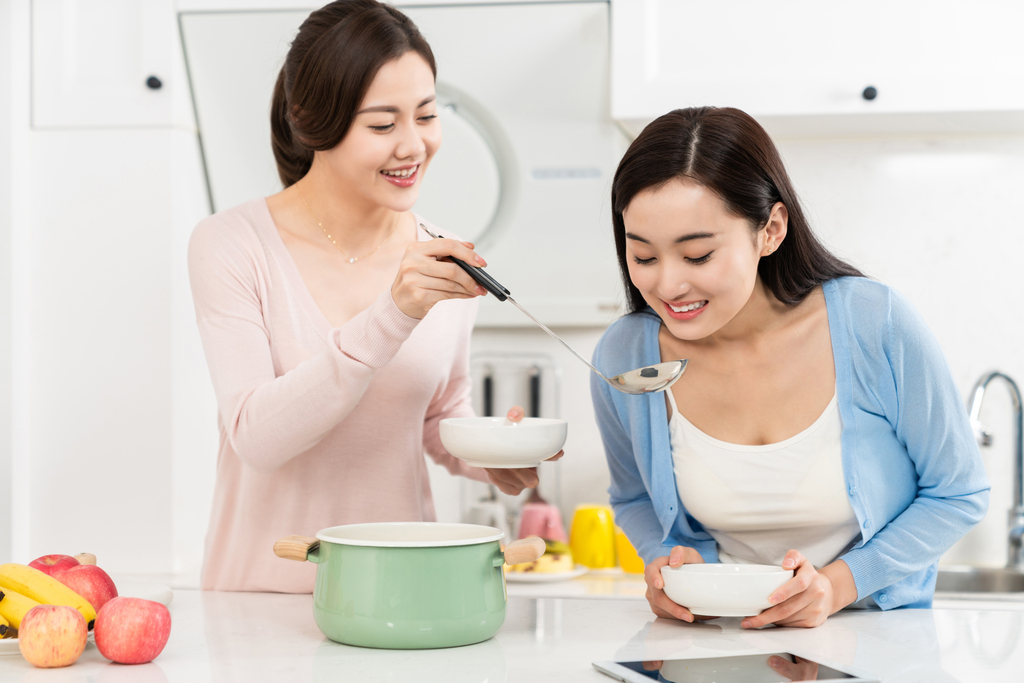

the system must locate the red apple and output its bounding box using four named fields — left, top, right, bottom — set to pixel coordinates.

left=53, top=564, right=119, bottom=612
left=95, top=597, right=171, bottom=665
left=28, top=554, right=79, bottom=576
left=18, top=604, right=88, bottom=668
